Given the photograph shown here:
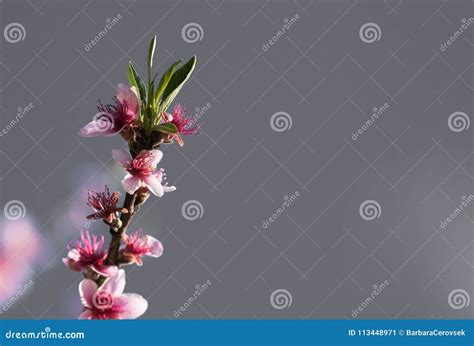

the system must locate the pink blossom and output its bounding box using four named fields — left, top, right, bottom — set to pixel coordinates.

left=79, top=84, right=140, bottom=137
left=86, top=186, right=126, bottom=223
left=79, top=269, right=147, bottom=319
left=112, top=149, right=176, bottom=196
left=121, top=229, right=163, bottom=266
left=63, top=231, right=117, bottom=277
left=0, top=219, right=40, bottom=304
left=163, top=104, right=199, bottom=146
